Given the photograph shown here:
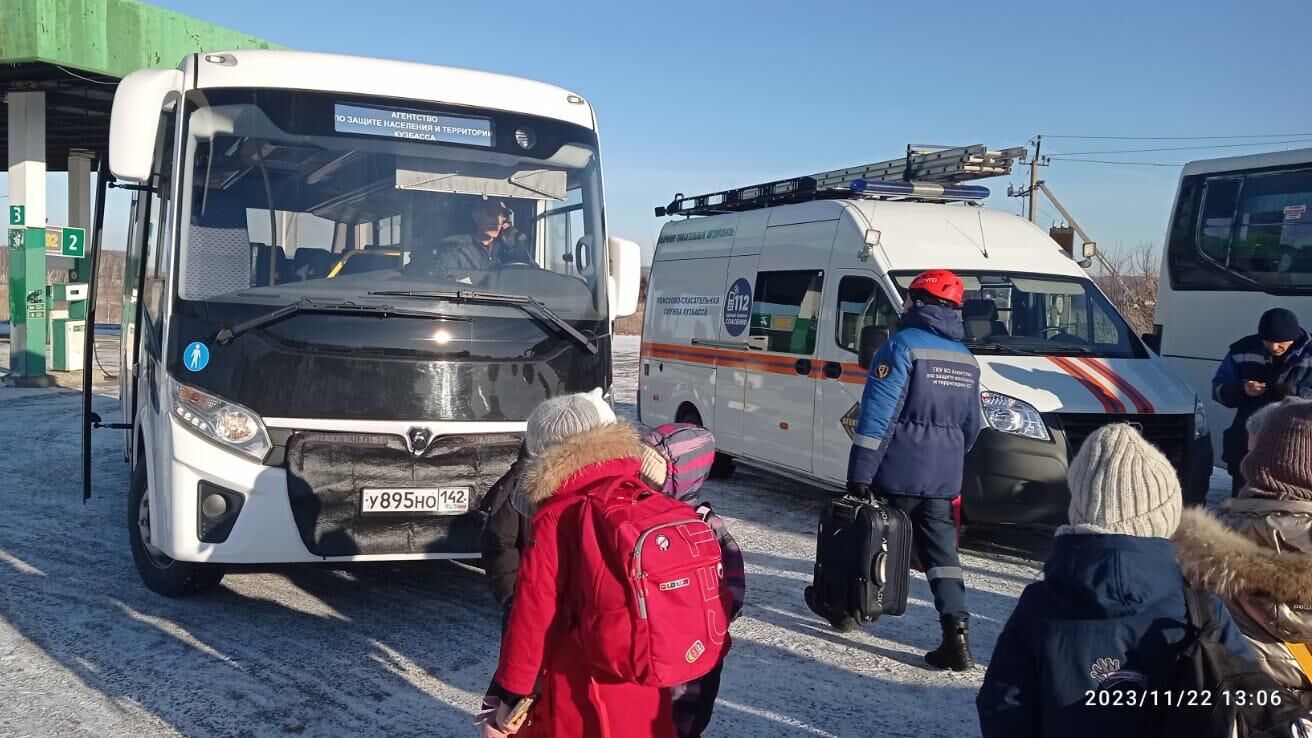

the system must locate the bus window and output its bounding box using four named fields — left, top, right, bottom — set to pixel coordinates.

left=1170, top=166, right=1312, bottom=291
left=1198, top=177, right=1239, bottom=263
left=1230, top=170, right=1312, bottom=280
